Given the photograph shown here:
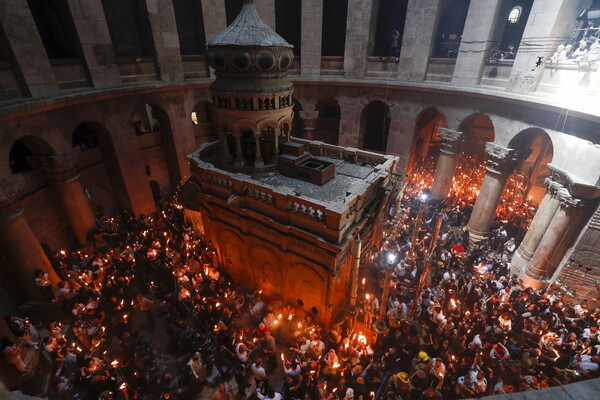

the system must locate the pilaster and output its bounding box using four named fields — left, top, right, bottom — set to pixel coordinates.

left=67, top=0, right=122, bottom=88
left=300, top=0, right=323, bottom=77
left=343, top=0, right=376, bottom=79
left=506, top=0, right=588, bottom=94
left=452, top=0, right=513, bottom=88
left=0, top=0, right=59, bottom=98
left=397, top=0, right=443, bottom=82
left=146, top=0, right=185, bottom=82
